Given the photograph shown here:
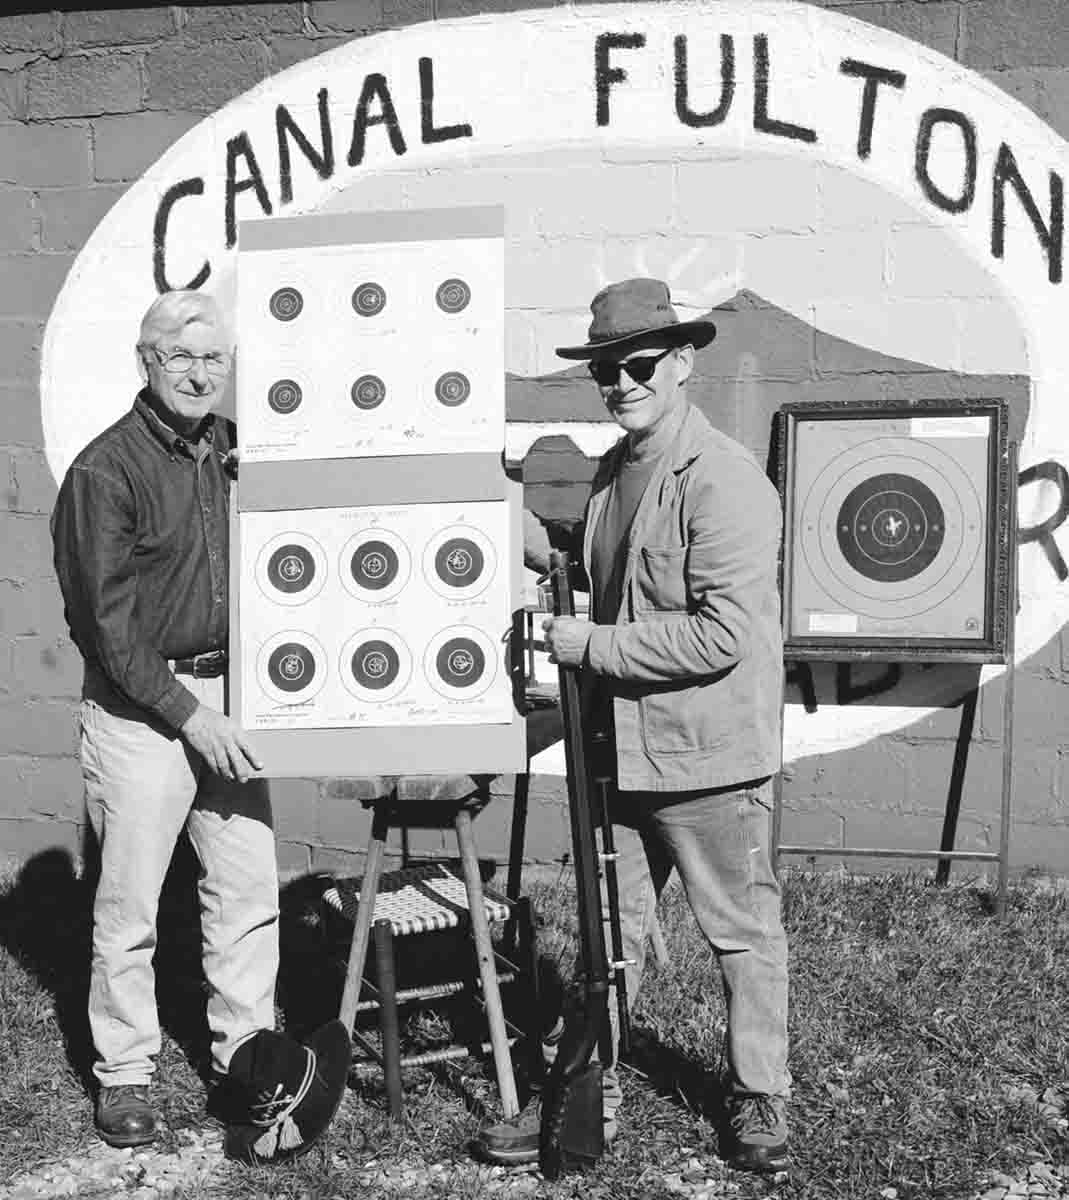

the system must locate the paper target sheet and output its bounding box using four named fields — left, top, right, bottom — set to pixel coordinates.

left=237, top=239, right=504, bottom=462
left=238, top=500, right=514, bottom=730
